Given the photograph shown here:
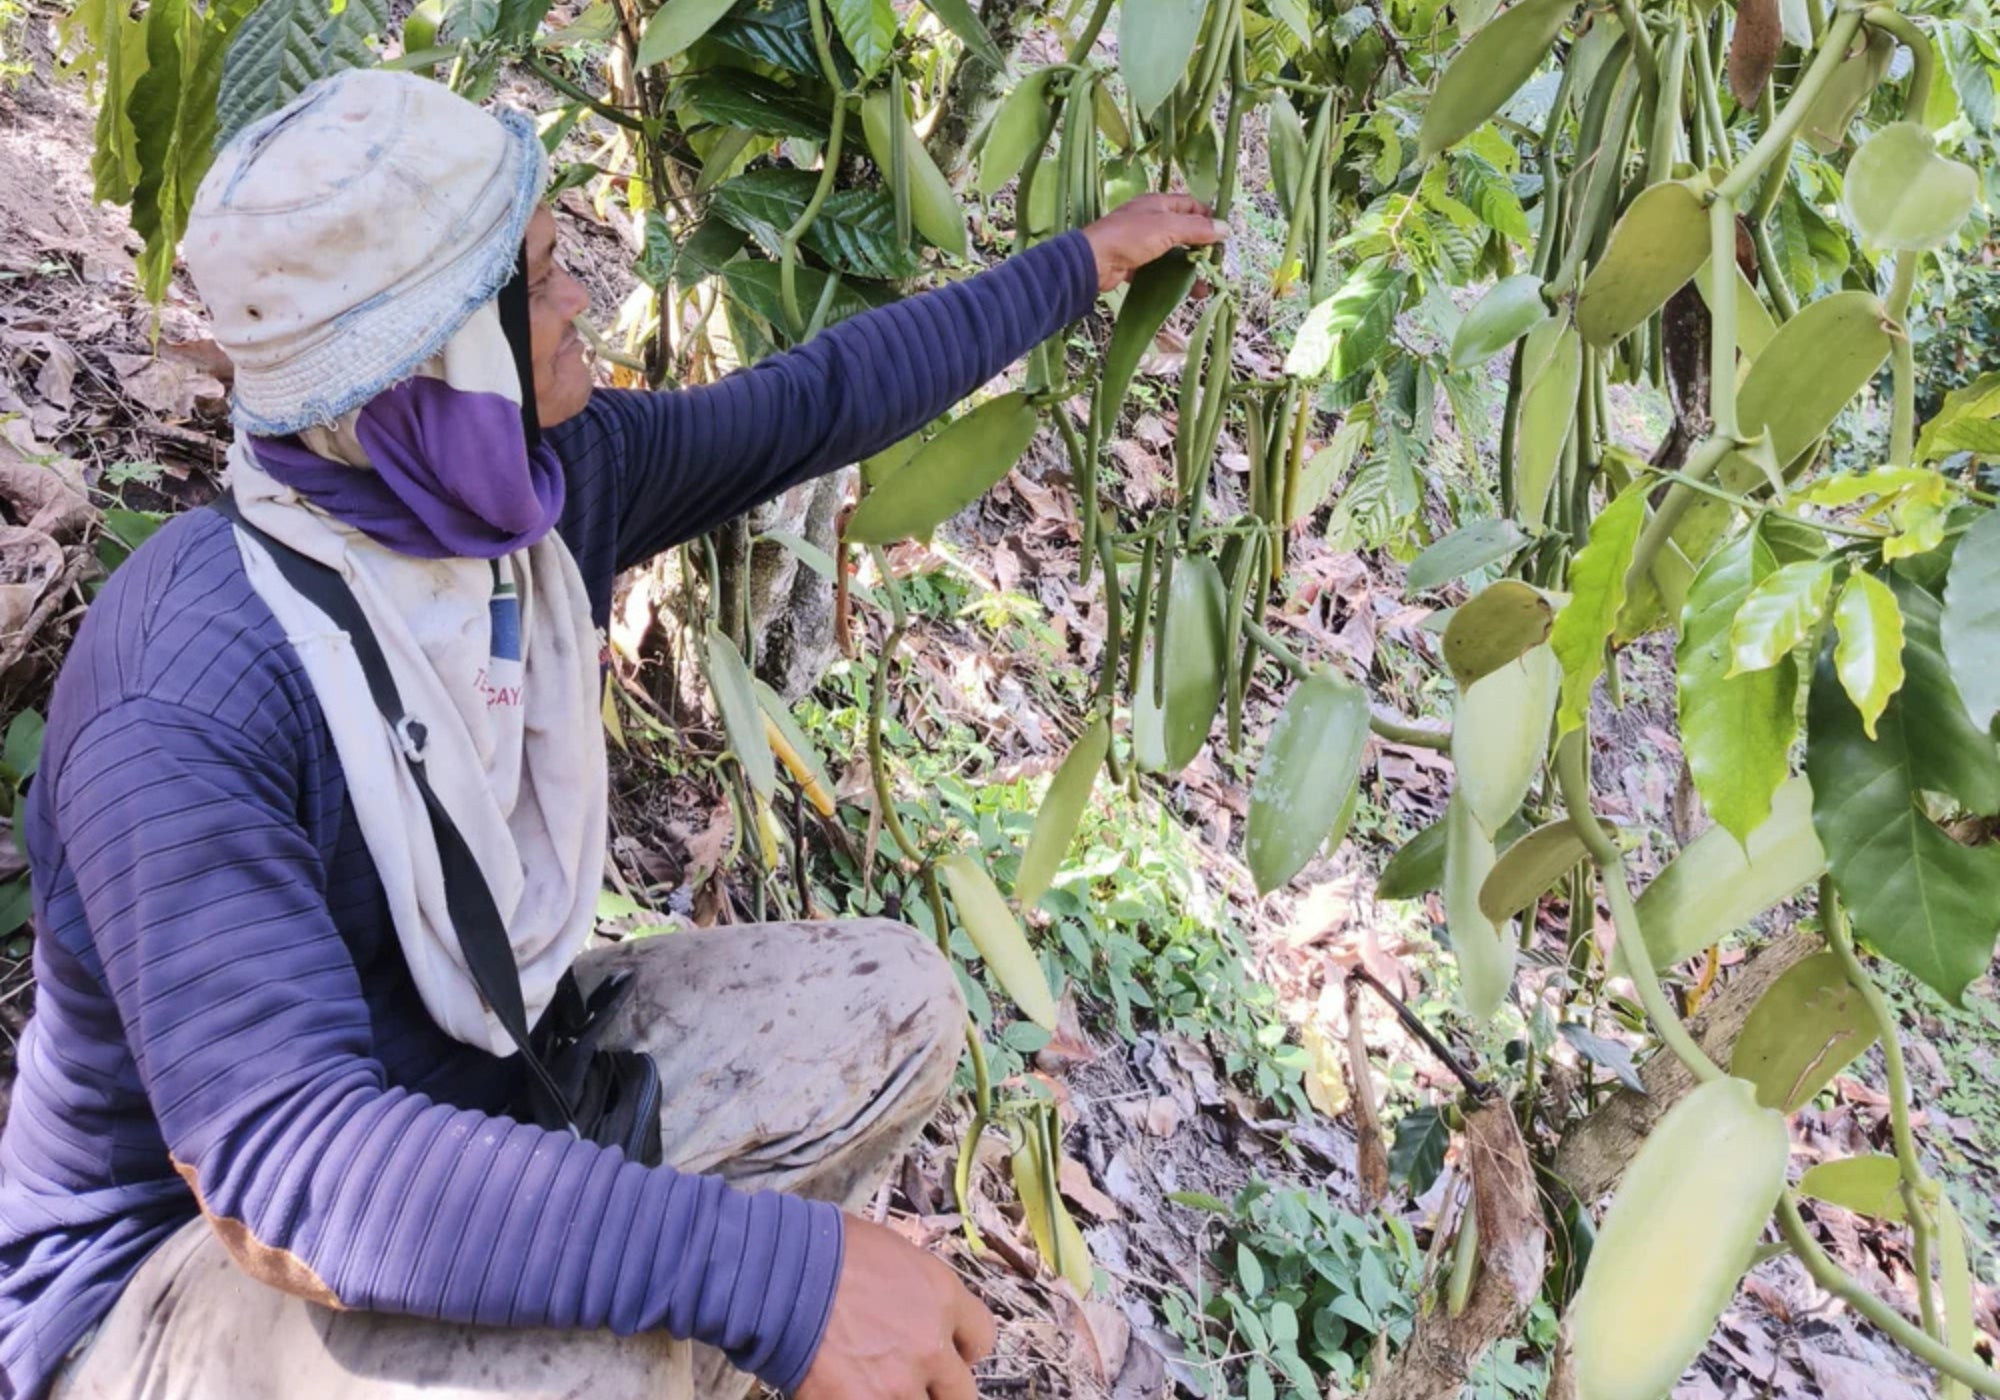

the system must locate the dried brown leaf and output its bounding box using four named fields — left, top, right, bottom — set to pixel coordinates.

left=1728, top=0, right=1782, bottom=108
